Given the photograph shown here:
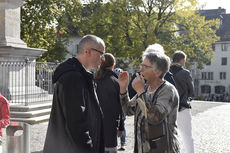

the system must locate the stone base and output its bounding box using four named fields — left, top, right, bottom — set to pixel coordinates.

left=0, top=36, right=27, bottom=48
left=0, top=45, right=46, bottom=61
